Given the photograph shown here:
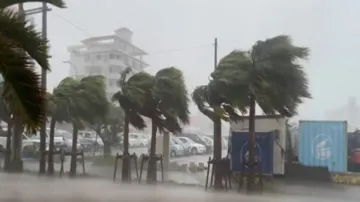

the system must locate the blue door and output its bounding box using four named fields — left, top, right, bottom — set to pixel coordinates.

left=230, top=132, right=274, bottom=175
